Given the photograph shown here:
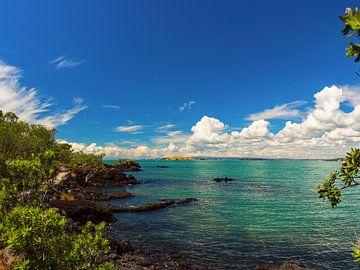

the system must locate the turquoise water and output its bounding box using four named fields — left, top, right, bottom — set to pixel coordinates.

left=107, top=160, right=360, bottom=269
